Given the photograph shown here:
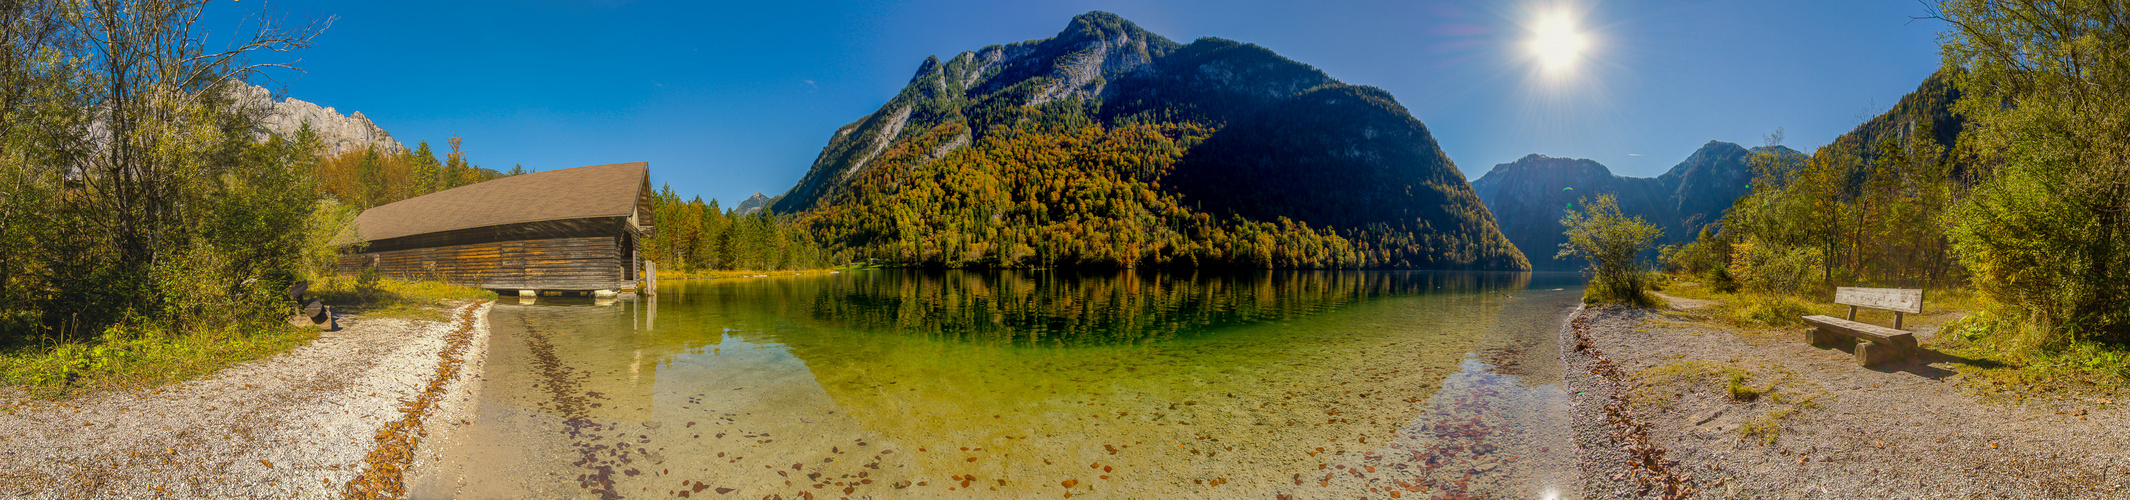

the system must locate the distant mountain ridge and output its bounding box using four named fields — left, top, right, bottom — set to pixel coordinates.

left=735, top=192, right=775, bottom=215
left=772, top=11, right=1526, bottom=270
left=1471, top=142, right=1801, bottom=270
